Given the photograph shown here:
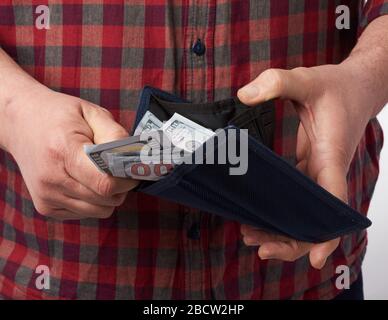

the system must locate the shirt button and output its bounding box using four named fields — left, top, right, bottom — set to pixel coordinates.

left=187, top=223, right=201, bottom=240
left=192, top=39, right=206, bottom=56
